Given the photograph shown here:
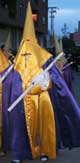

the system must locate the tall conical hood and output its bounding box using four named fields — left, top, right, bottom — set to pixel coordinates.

left=4, top=31, right=11, bottom=51
left=54, top=32, right=61, bottom=55
left=22, top=0, right=37, bottom=43
left=14, top=0, right=52, bottom=85
left=4, top=31, right=11, bottom=58
left=16, top=0, right=37, bottom=58
left=59, top=39, right=63, bottom=52
left=54, top=33, right=67, bottom=70
left=59, top=38, right=67, bottom=66
left=0, top=49, right=10, bottom=72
